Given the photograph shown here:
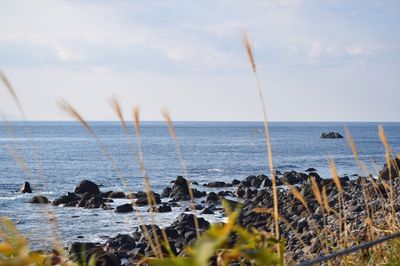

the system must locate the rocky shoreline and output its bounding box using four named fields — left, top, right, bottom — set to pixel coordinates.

left=25, top=157, right=400, bottom=265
